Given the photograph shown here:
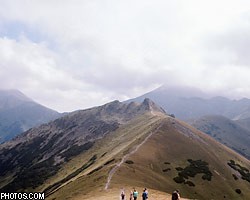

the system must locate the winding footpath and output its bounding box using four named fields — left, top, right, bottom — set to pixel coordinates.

left=105, top=120, right=162, bottom=190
